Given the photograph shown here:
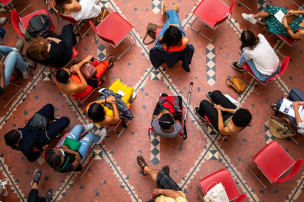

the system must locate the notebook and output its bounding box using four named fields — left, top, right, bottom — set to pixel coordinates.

left=274, top=10, right=285, bottom=24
